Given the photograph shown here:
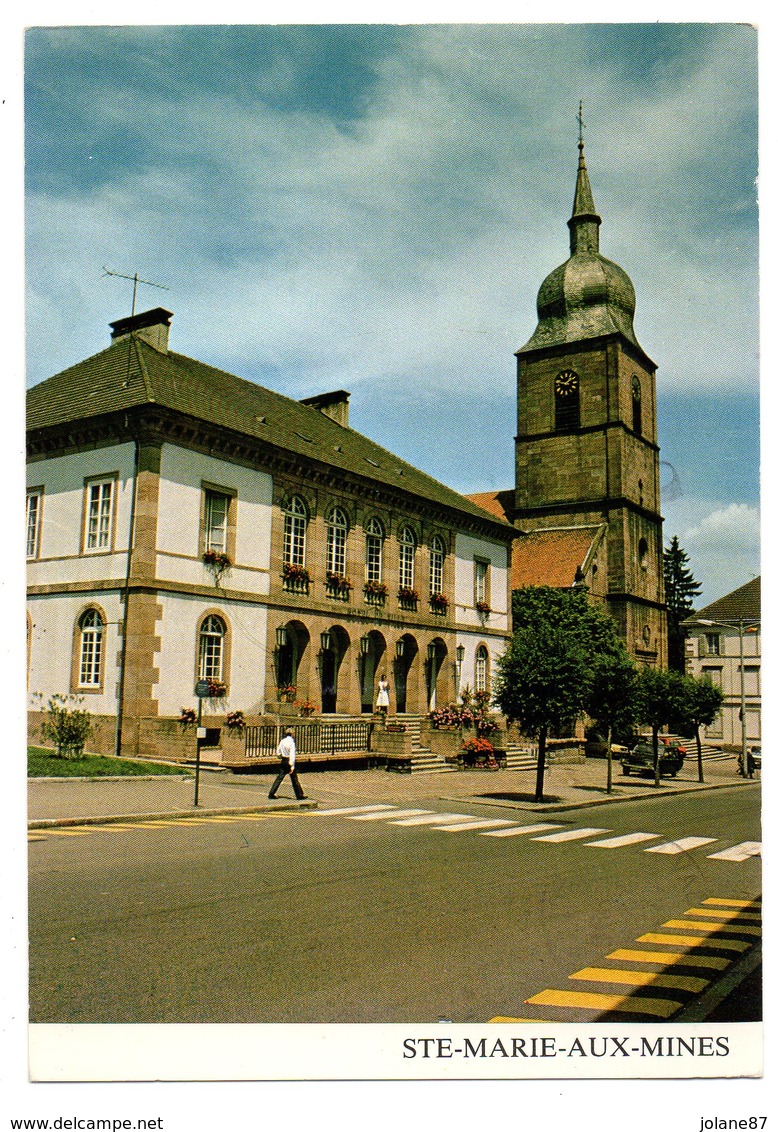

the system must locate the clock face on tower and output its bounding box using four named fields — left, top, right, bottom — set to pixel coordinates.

left=554, top=369, right=579, bottom=397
